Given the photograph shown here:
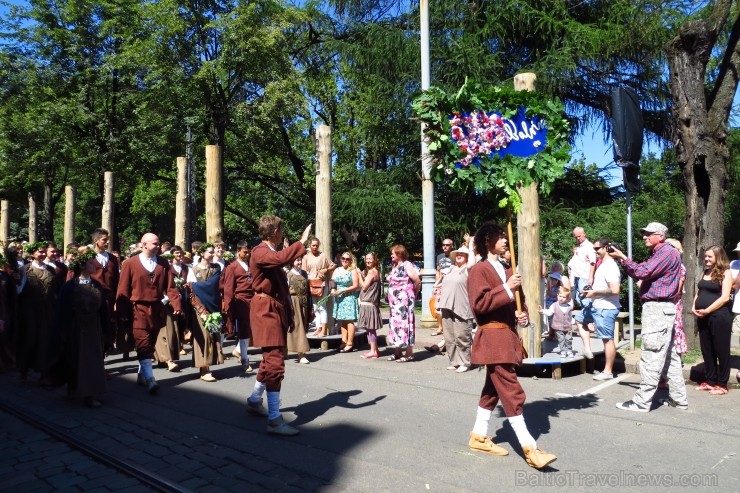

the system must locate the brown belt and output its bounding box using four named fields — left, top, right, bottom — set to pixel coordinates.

left=478, top=322, right=512, bottom=330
